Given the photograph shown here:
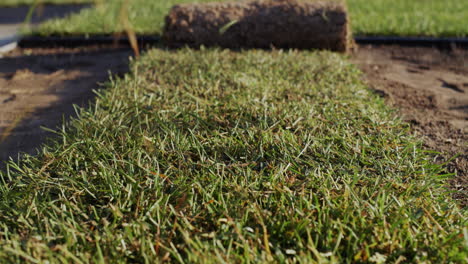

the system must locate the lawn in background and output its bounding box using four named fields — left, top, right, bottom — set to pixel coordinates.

left=35, top=0, right=220, bottom=36
left=23, top=0, right=468, bottom=37
left=0, top=48, right=465, bottom=262
left=1, top=0, right=90, bottom=6
left=349, top=0, right=468, bottom=37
